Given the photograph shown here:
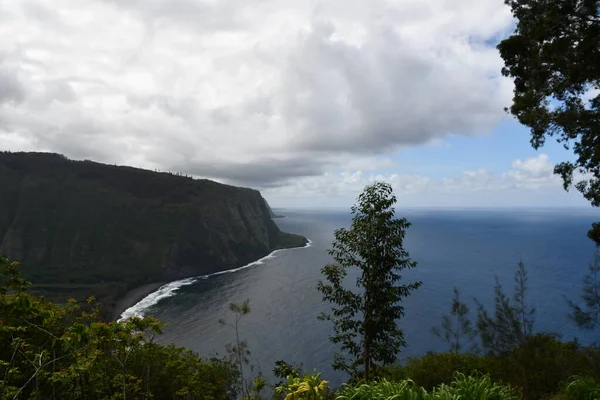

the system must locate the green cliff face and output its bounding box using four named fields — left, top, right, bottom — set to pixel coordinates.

left=0, top=152, right=307, bottom=316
